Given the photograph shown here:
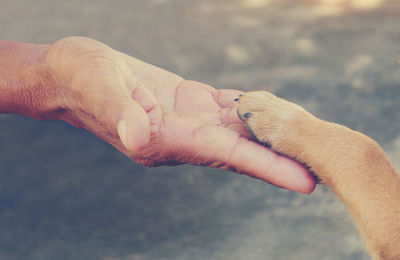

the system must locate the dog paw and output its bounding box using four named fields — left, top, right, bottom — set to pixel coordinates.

left=236, top=91, right=324, bottom=181
left=236, top=91, right=308, bottom=150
